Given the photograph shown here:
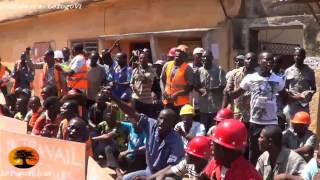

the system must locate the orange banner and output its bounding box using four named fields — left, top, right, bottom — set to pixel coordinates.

left=86, top=157, right=116, bottom=180
left=0, top=115, right=27, bottom=134
left=0, top=130, right=86, bottom=180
